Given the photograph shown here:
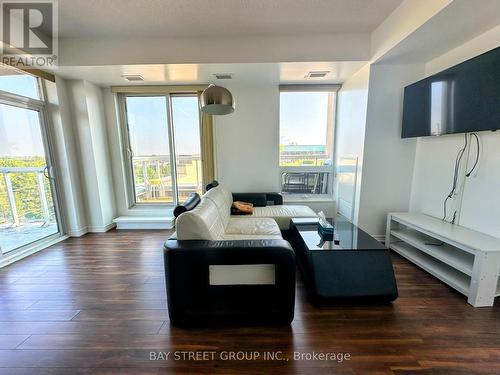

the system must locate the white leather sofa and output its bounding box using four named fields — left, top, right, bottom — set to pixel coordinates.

left=164, top=184, right=317, bottom=326
left=175, top=184, right=317, bottom=239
